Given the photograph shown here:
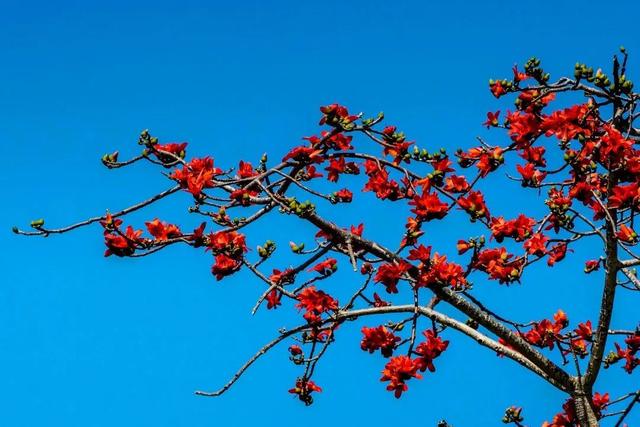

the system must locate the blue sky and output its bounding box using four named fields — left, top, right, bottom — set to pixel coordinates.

left=2, top=1, right=640, bottom=426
